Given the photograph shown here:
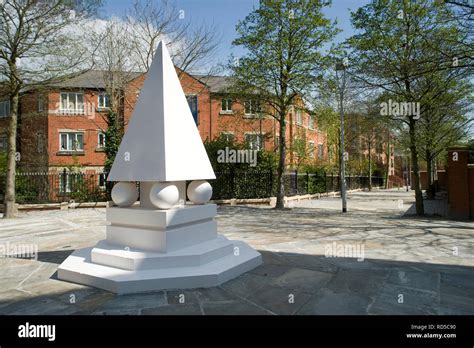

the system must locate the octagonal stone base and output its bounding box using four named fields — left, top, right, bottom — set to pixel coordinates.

left=58, top=239, right=261, bottom=294
left=57, top=204, right=262, bottom=294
